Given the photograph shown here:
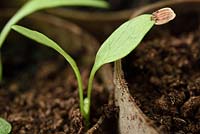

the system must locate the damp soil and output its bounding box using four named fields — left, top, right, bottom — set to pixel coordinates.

left=0, top=42, right=118, bottom=134
left=123, top=28, right=200, bottom=133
